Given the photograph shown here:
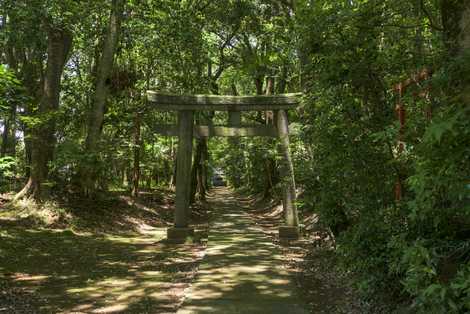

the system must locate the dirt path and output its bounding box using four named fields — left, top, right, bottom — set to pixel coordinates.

left=178, top=188, right=308, bottom=314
